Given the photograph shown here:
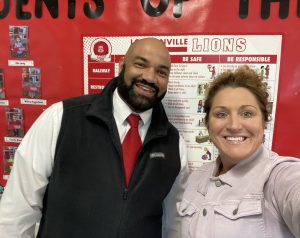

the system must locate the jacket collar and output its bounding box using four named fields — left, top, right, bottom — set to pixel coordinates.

left=197, top=145, right=268, bottom=196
